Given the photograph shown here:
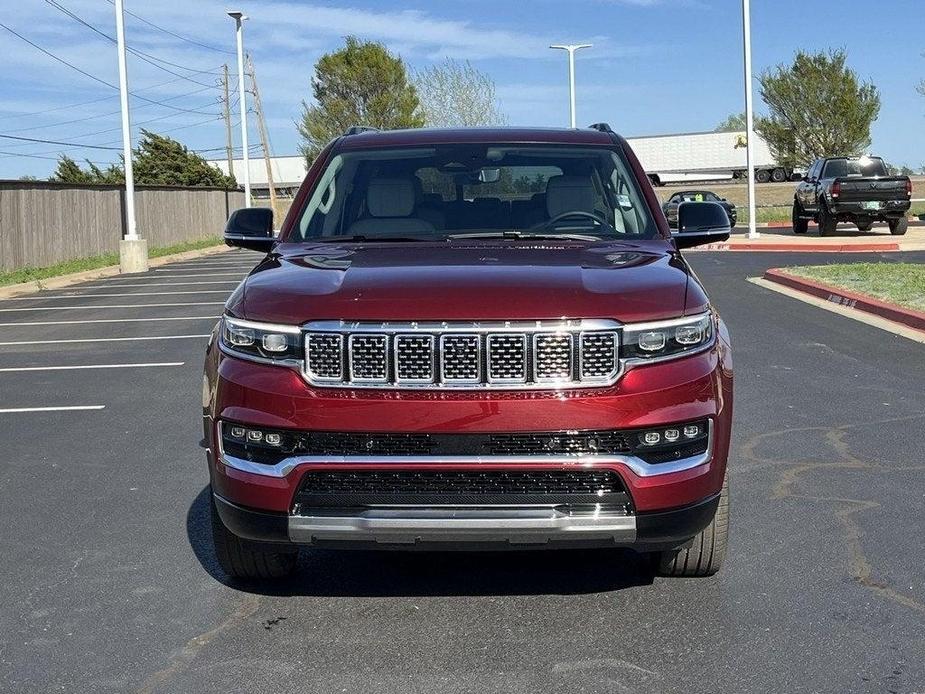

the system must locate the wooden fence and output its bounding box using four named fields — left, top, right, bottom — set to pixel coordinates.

left=0, top=181, right=244, bottom=272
